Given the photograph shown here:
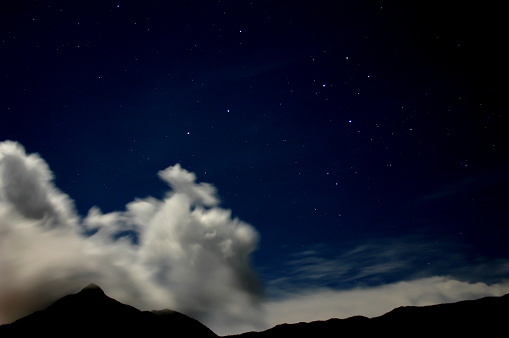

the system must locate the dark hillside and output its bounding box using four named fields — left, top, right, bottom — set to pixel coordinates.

left=0, top=284, right=217, bottom=337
